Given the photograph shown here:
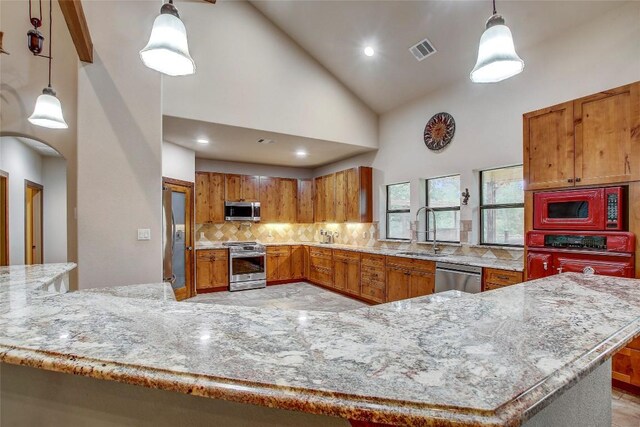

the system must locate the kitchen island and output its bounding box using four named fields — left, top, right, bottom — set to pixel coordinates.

left=1, top=264, right=638, bottom=426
